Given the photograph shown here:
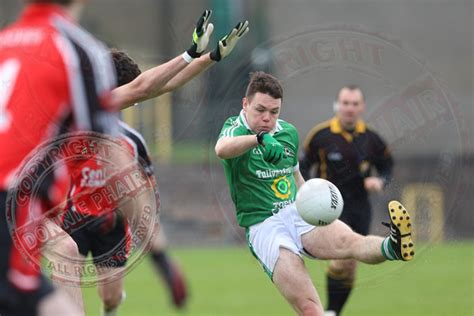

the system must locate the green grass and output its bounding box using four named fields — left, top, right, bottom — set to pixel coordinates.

left=82, top=242, right=473, bottom=316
